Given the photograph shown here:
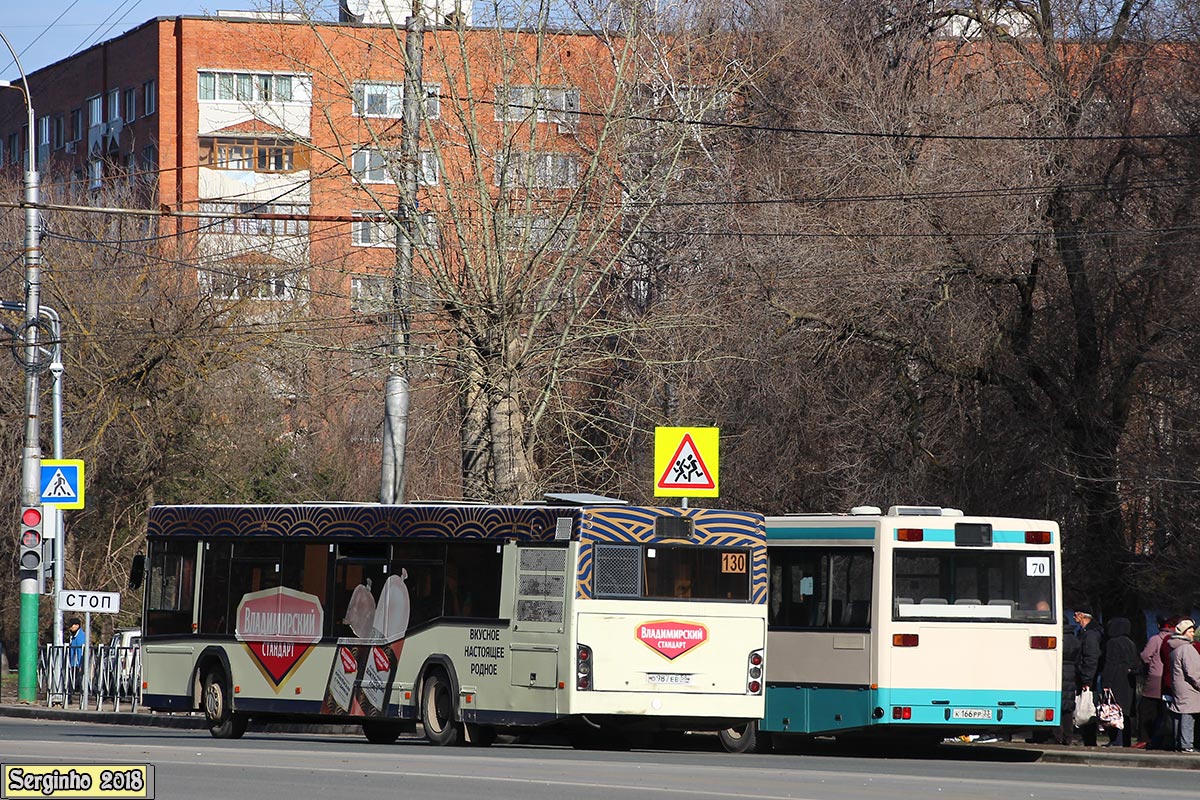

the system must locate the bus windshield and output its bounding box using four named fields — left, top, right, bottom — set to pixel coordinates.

left=892, top=549, right=1054, bottom=622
